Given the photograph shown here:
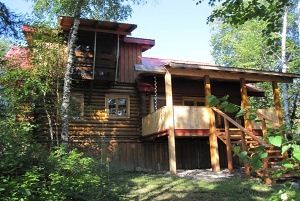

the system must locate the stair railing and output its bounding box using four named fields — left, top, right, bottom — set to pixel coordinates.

left=212, top=107, right=285, bottom=184
left=211, top=107, right=268, bottom=177
left=212, top=107, right=267, bottom=146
